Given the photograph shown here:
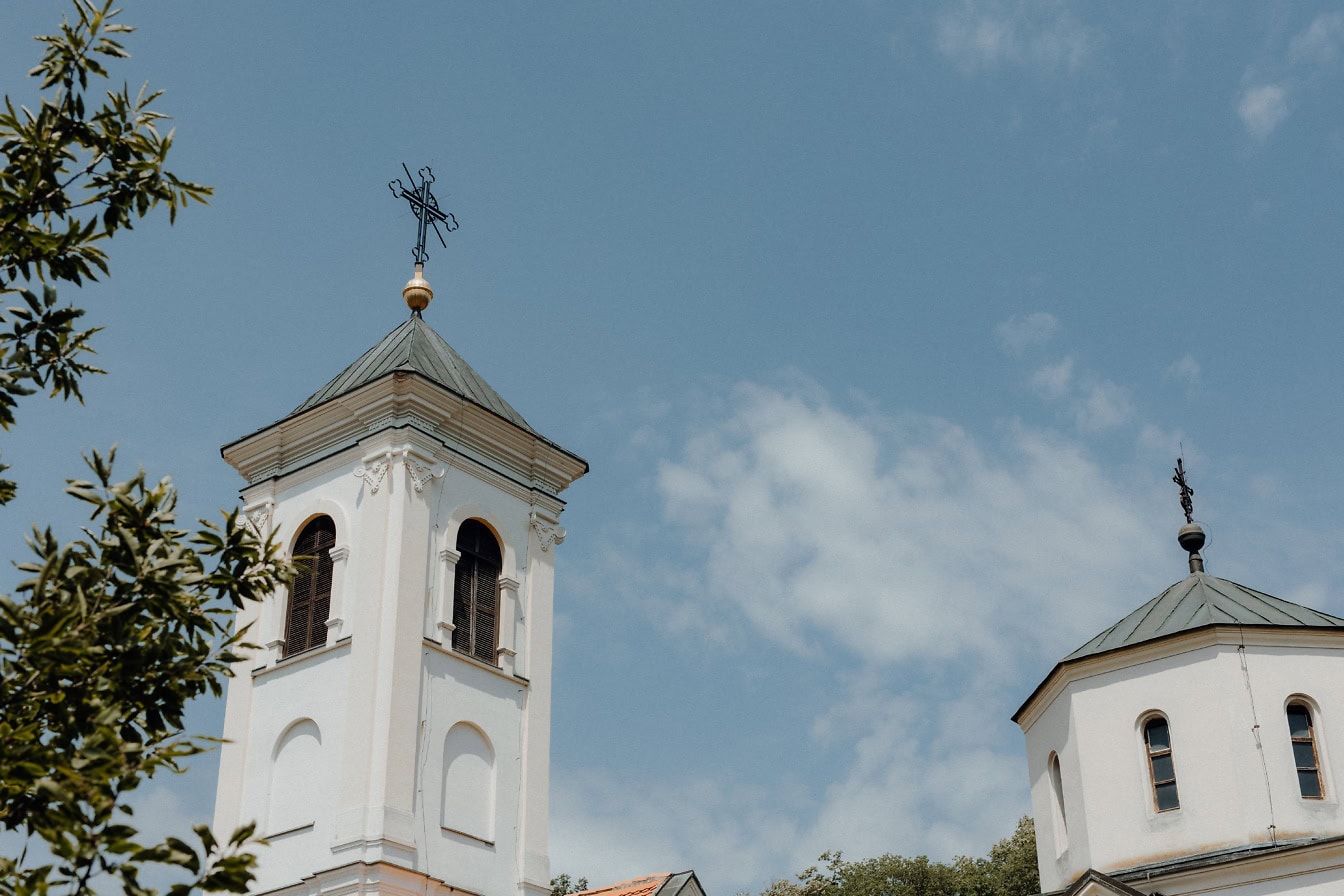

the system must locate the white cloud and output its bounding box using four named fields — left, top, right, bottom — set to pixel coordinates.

left=1165, top=354, right=1201, bottom=392
left=1076, top=380, right=1133, bottom=432
left=936, top=0, right=1095, bottom=75
left=1028, top=357, right=1073, bottom=400
left=794, top=682, right=1029, bottom=867
left=995, top=311, right=1059, bottom=356
left=657, top=379, right=1164, bottom=669
left=1238, top=83, right=1290, bottom=140
left=1289, top=13, right=1344, bottom=66
left=552, top=770, right=801, bottom=892
left=554, top=378, right=1180, bottom=892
